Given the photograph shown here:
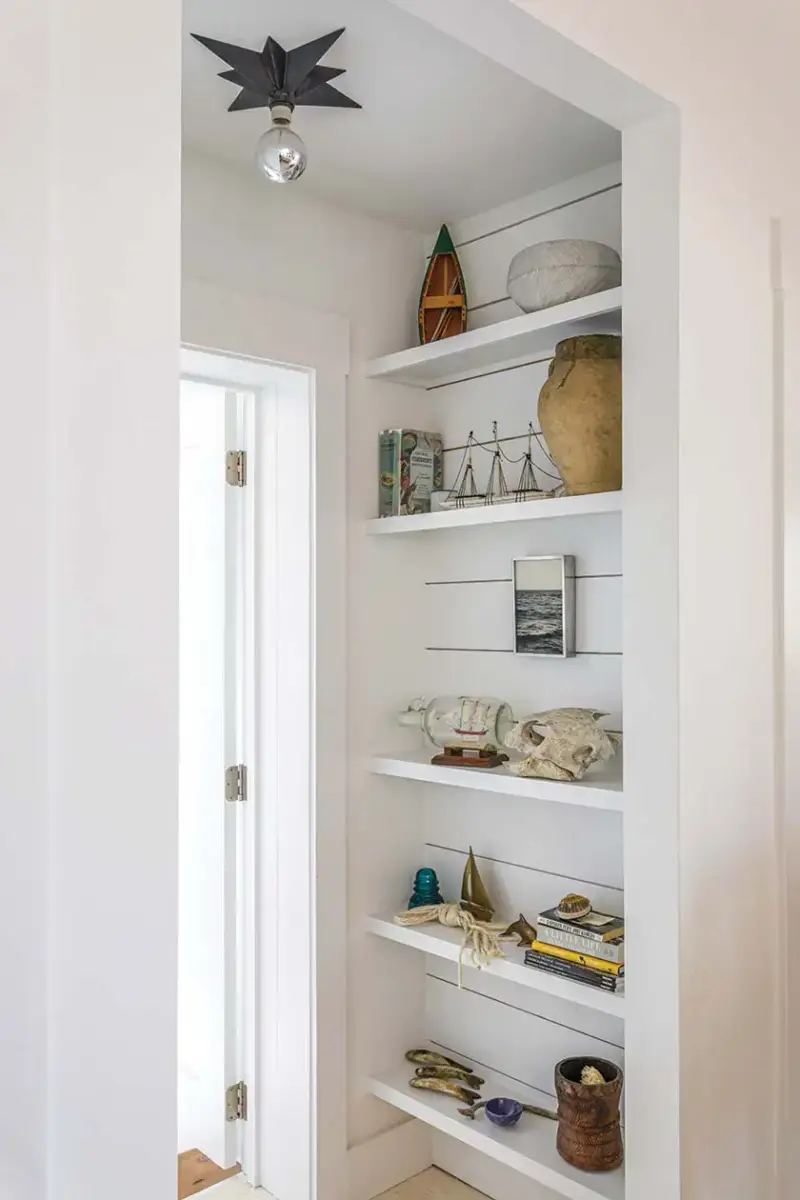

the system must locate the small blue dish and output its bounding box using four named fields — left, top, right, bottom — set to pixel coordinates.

left=485, top=1097, right=524, bottom=1127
